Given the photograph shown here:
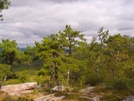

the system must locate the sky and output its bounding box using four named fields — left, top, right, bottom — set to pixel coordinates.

left=0, top=0, right=134, bottom=47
